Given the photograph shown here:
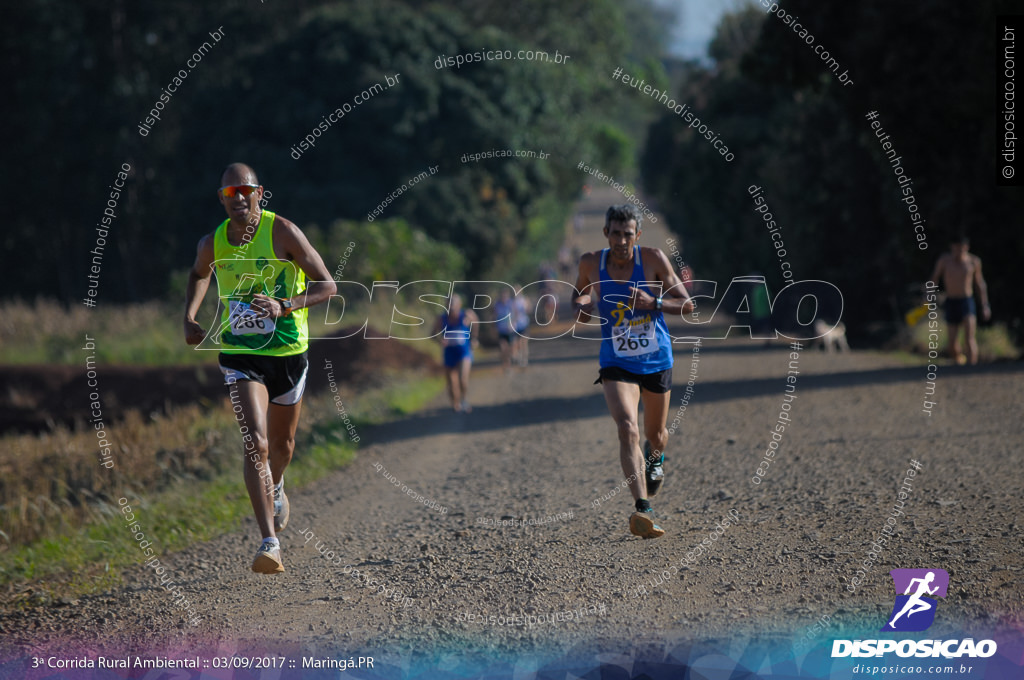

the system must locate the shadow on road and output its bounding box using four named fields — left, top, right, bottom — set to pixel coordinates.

left=364, top=349, right=1023, bottom=446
